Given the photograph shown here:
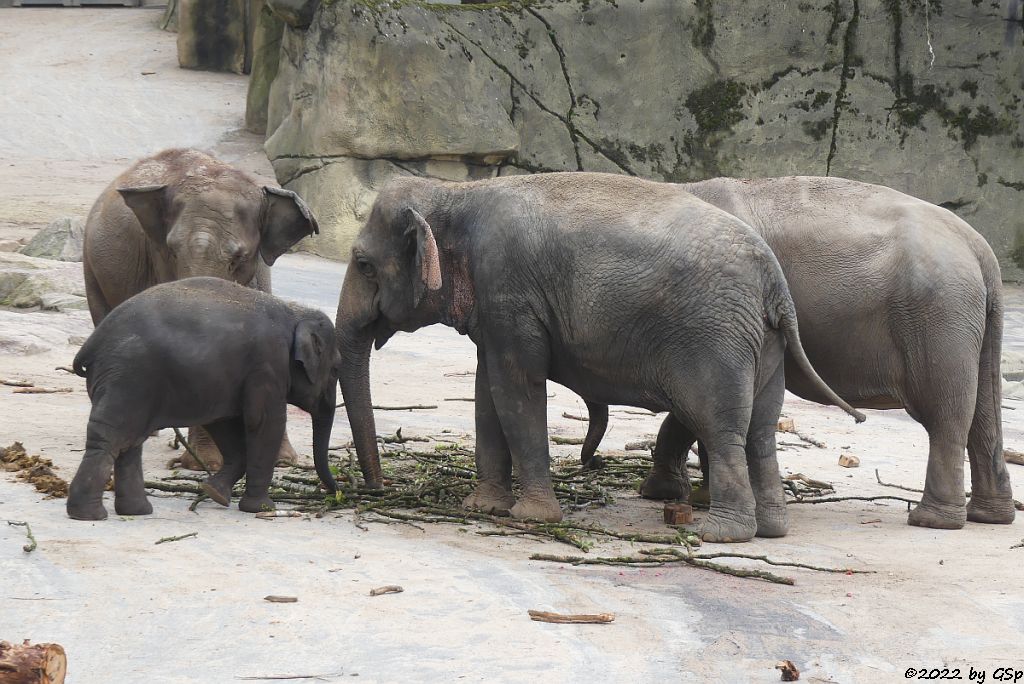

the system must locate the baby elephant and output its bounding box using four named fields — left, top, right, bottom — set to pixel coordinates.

left=67, top=277, right=341, bottom=520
